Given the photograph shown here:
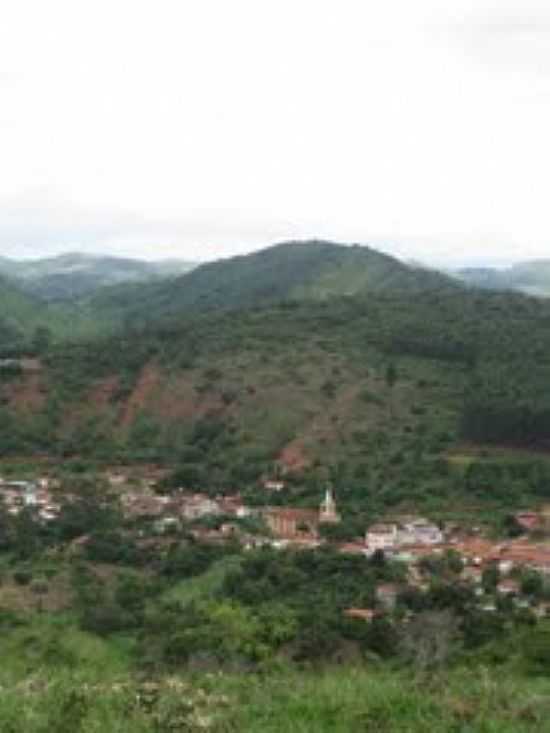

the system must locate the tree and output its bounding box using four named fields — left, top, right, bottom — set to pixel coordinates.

left=521, top=570, right=544, bottom=599
left=385, top=363, right=397, bottom=390
left=398, top=610, right=458, bottom=676
left=482, top=562, right=500, bottom=594
left=385, top=363, right=398, bottom=419
left=31, top=325, right=53, bottom=355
